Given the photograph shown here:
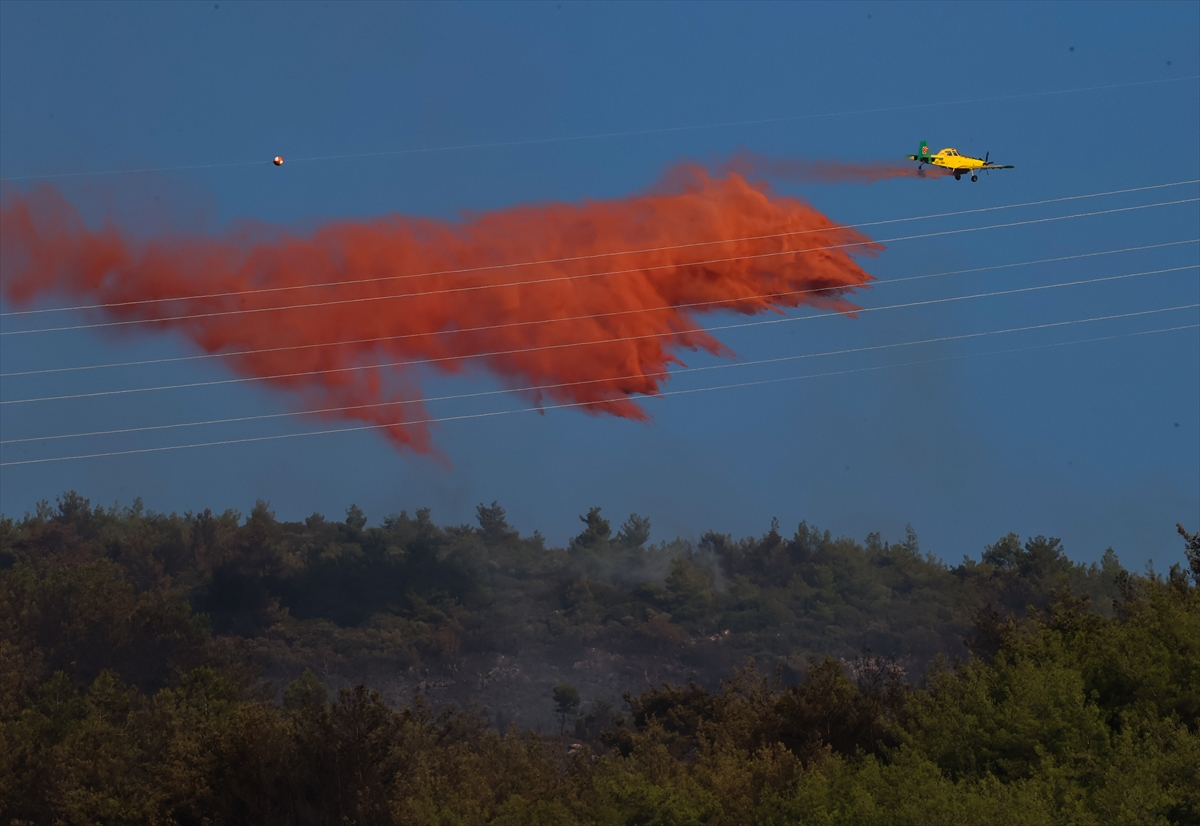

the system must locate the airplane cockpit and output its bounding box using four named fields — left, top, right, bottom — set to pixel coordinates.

left=942, top=148, right=959, bottom=156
